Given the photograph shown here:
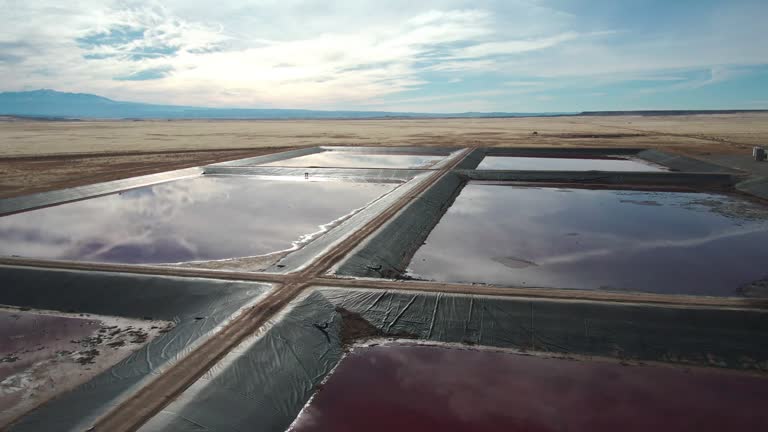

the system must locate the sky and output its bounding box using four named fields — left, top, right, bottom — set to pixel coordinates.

left=1, top=0, right=767, bottom=112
